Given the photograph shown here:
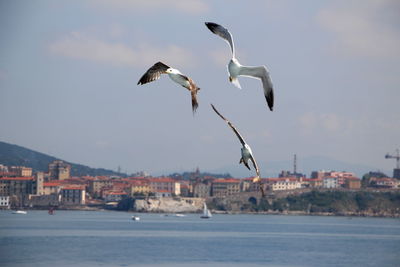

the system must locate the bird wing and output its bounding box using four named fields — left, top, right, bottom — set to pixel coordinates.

left=137, top=62, right=170, bottom=85
left=185, top=76, right=200, bottom=114
left=205, top=22, right=235, bottom=57
left=249, top=154, right=260, bottom=178
left=211, top=104, right=246, bottom=146
left=173, top=73, right=200, bottom=114
left=238, top=65, right=274, bottom=111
